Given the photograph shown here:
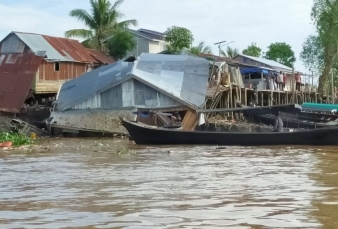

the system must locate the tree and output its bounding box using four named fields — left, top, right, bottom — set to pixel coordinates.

left=189, top=41, right=212, bottom=55
left=242, top=42, right=262, bottom=57
left=106, top=31, right=135, bottom=60
left=220, top=46, right=239, bottom=58
left=264, top=42, right=296, bottom=68
left=301, top=0, right=338, bottom=94
left=65, top=0, right=137, bottom=51
left=164, top=26, right=194, bottom=53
